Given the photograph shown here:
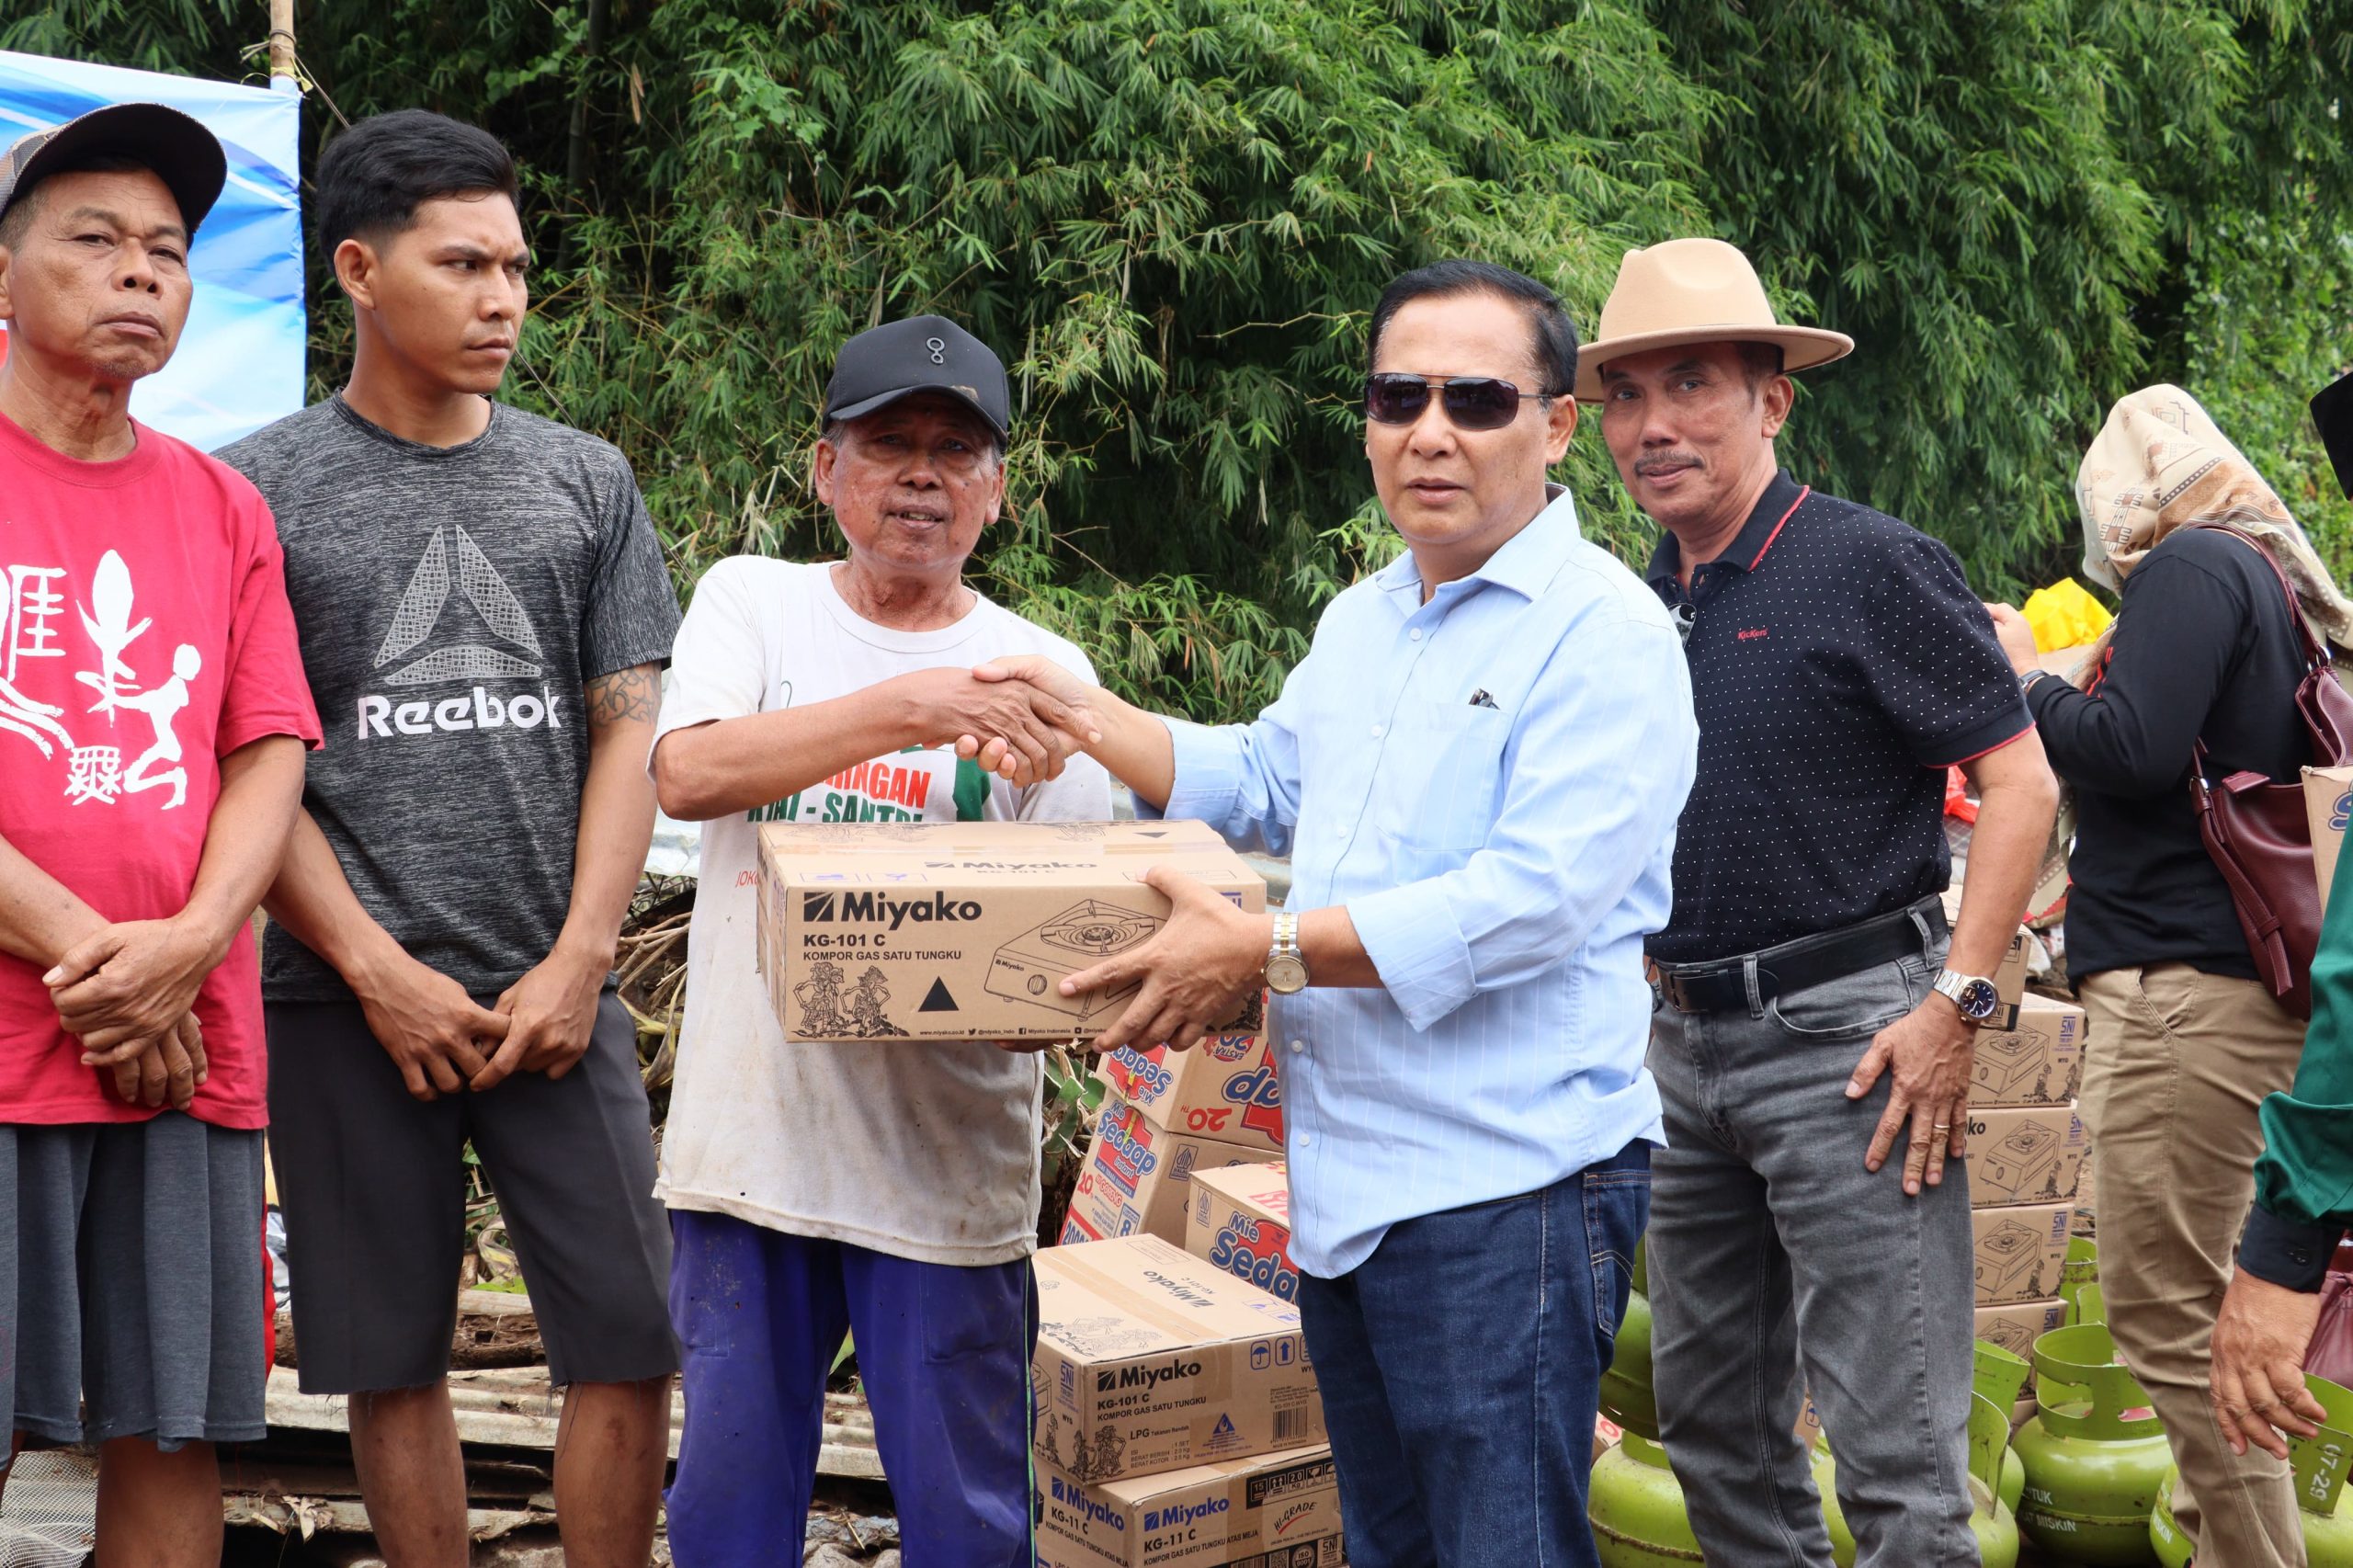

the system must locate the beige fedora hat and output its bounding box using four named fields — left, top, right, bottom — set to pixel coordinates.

left=1575, top=237, right=1853, bottom=402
